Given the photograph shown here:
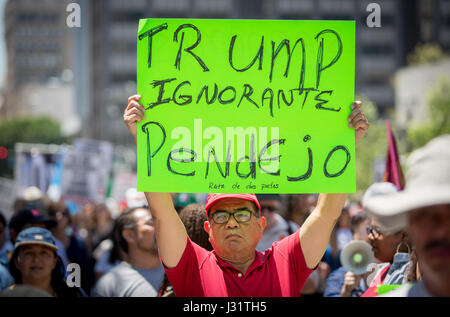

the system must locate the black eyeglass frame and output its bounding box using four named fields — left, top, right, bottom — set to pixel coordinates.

left=209, top=208, right=259, bottom=224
